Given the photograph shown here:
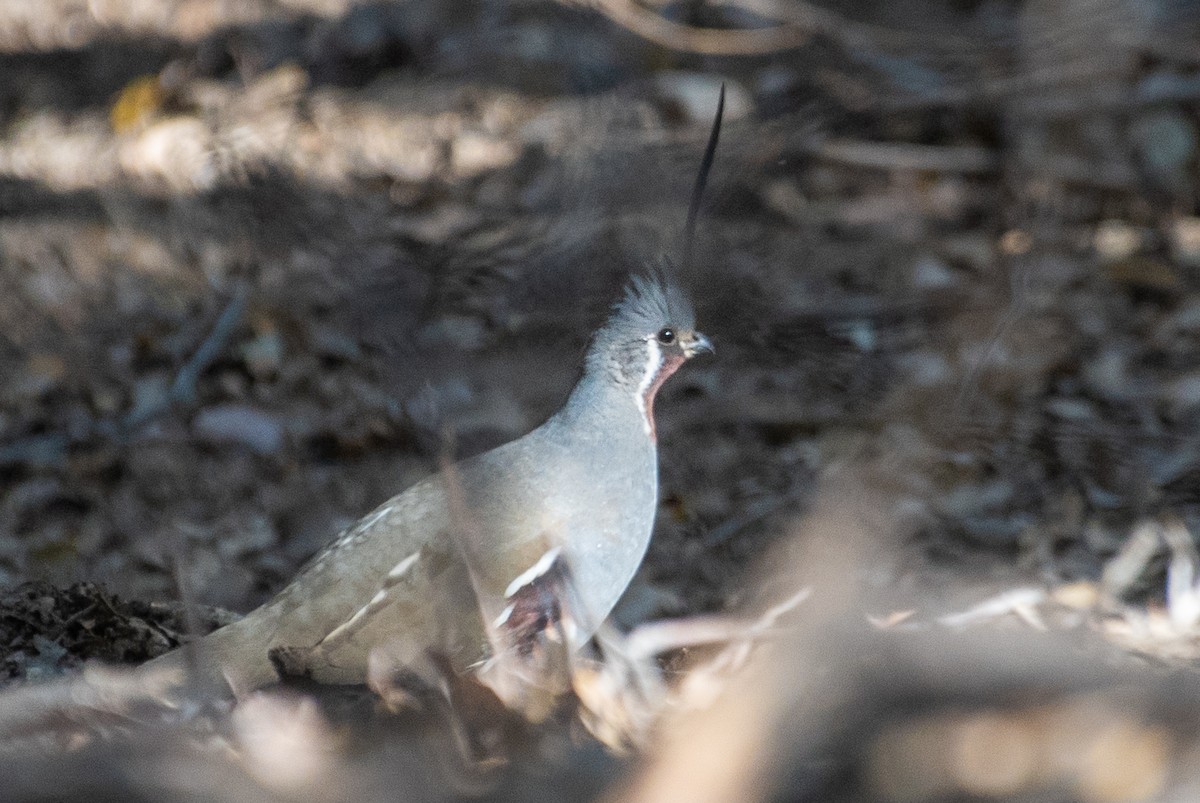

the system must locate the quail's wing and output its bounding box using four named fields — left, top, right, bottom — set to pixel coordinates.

left=254, top=471, right=458, bottom=658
